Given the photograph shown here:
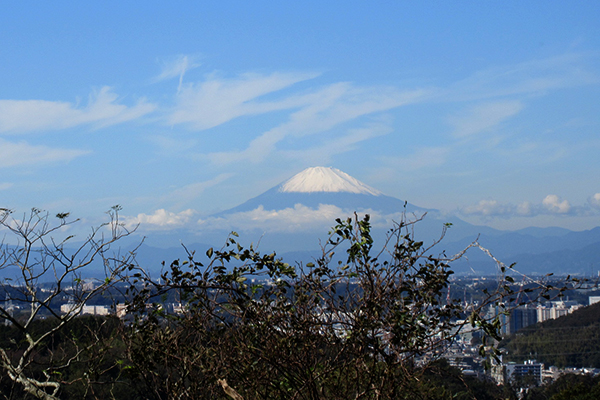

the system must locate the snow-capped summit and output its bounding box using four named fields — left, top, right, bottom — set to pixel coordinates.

left=278, top=167, right=382, bottom=196
left=214, top=166, right=431, bottom=217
